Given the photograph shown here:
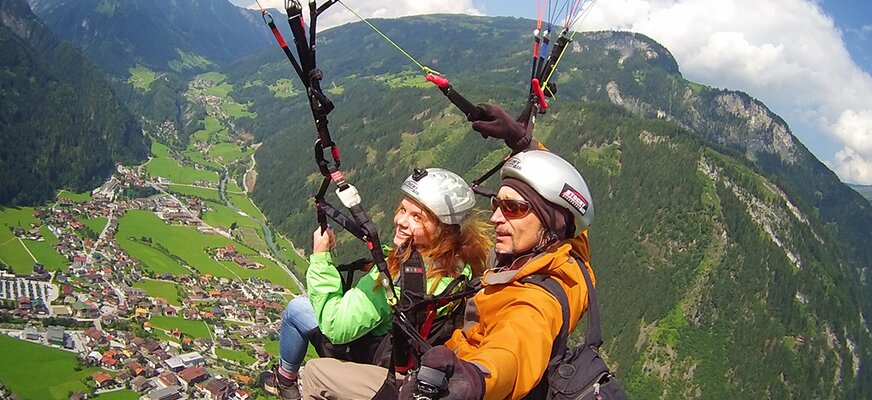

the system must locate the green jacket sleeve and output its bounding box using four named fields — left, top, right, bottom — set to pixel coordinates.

left=306, top=252, right=392, bottom=345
